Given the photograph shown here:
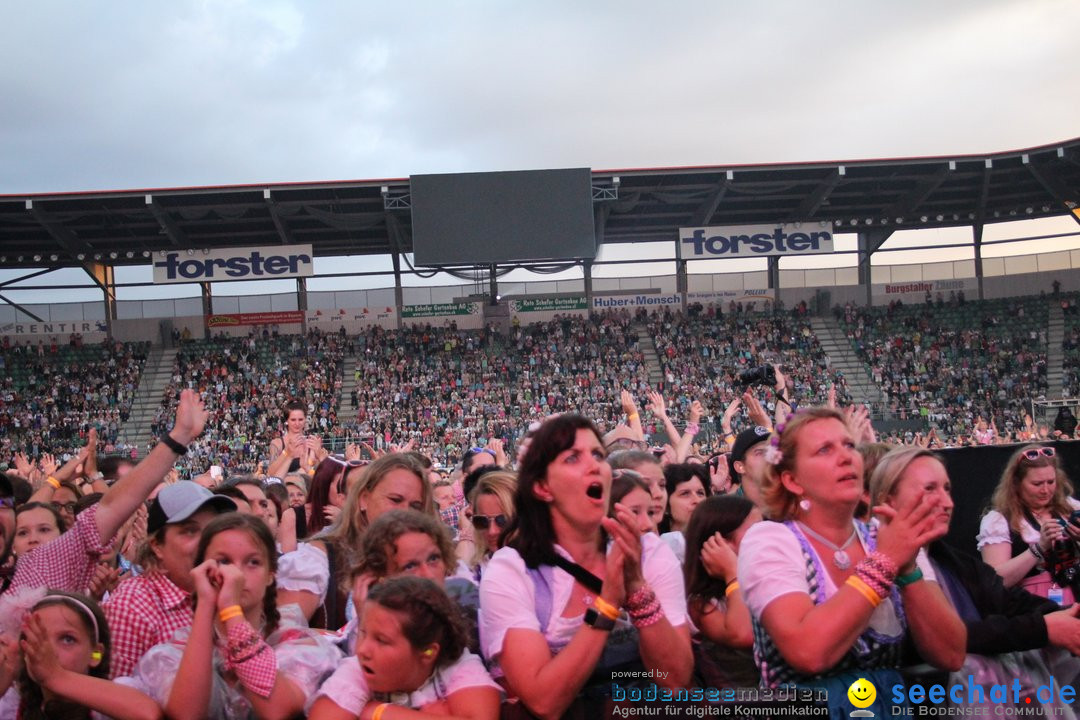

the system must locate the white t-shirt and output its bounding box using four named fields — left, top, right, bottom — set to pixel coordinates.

left=660, top=531, right=686, bottom=565
left=737, top=520, right=937, bottom=638
left=276, top=541, right=330, bottom=601
left=478, top=532, right=687, bottom=671
left=310, top=650, right=499, bottom=715
left=977, top=498, right=1080, bottom=550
